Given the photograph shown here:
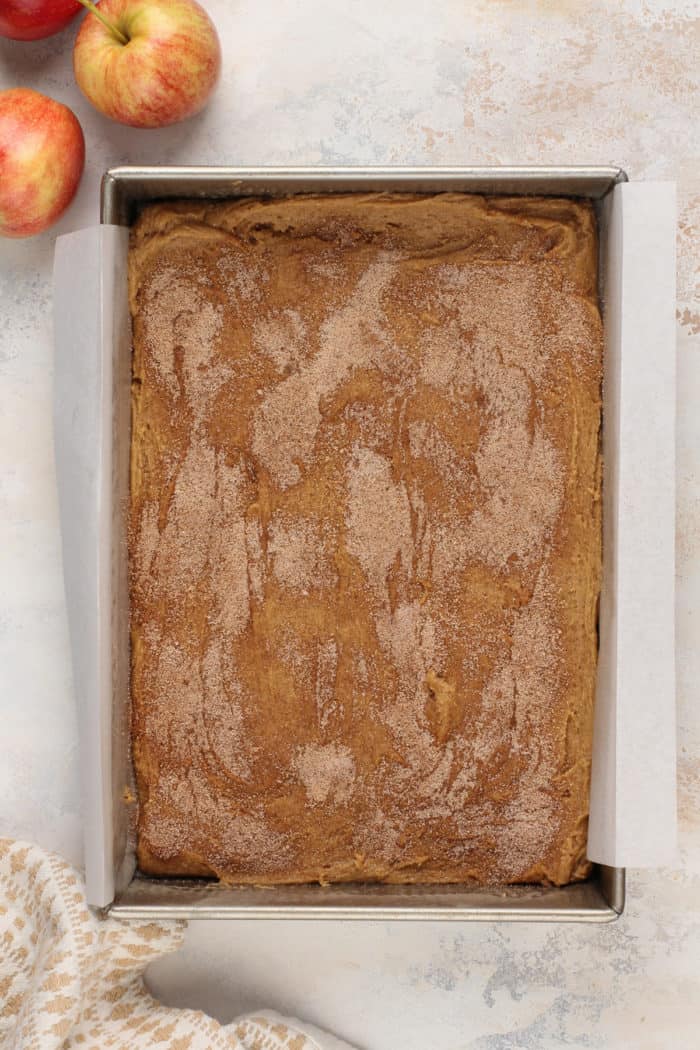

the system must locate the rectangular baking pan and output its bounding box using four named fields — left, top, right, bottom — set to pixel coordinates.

left=100, top=166, right=627, bottom=921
